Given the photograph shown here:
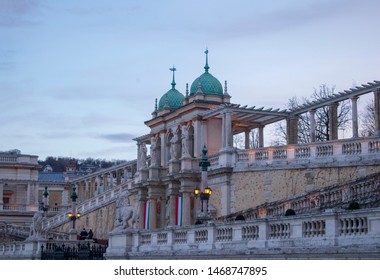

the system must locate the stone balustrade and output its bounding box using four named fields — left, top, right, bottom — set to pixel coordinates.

left=43, top=182, right=129, bottom=230
left=0, top=223, right=30, bottom=239
left=0, top=155, right=17, bottom=163
left=104, top=207, right=380, bottom=259
left=222, top=136, right=380, bottom=170
left=1, top=206, right=380, bottom=259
